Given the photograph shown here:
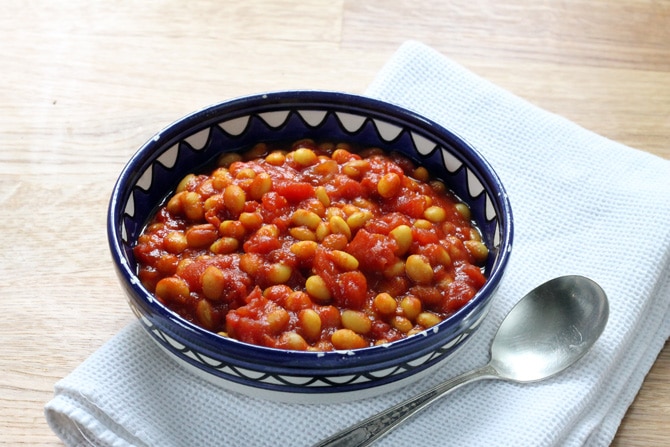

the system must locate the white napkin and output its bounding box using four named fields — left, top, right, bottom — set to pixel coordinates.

left=46, top=41, right=670, bottom=447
